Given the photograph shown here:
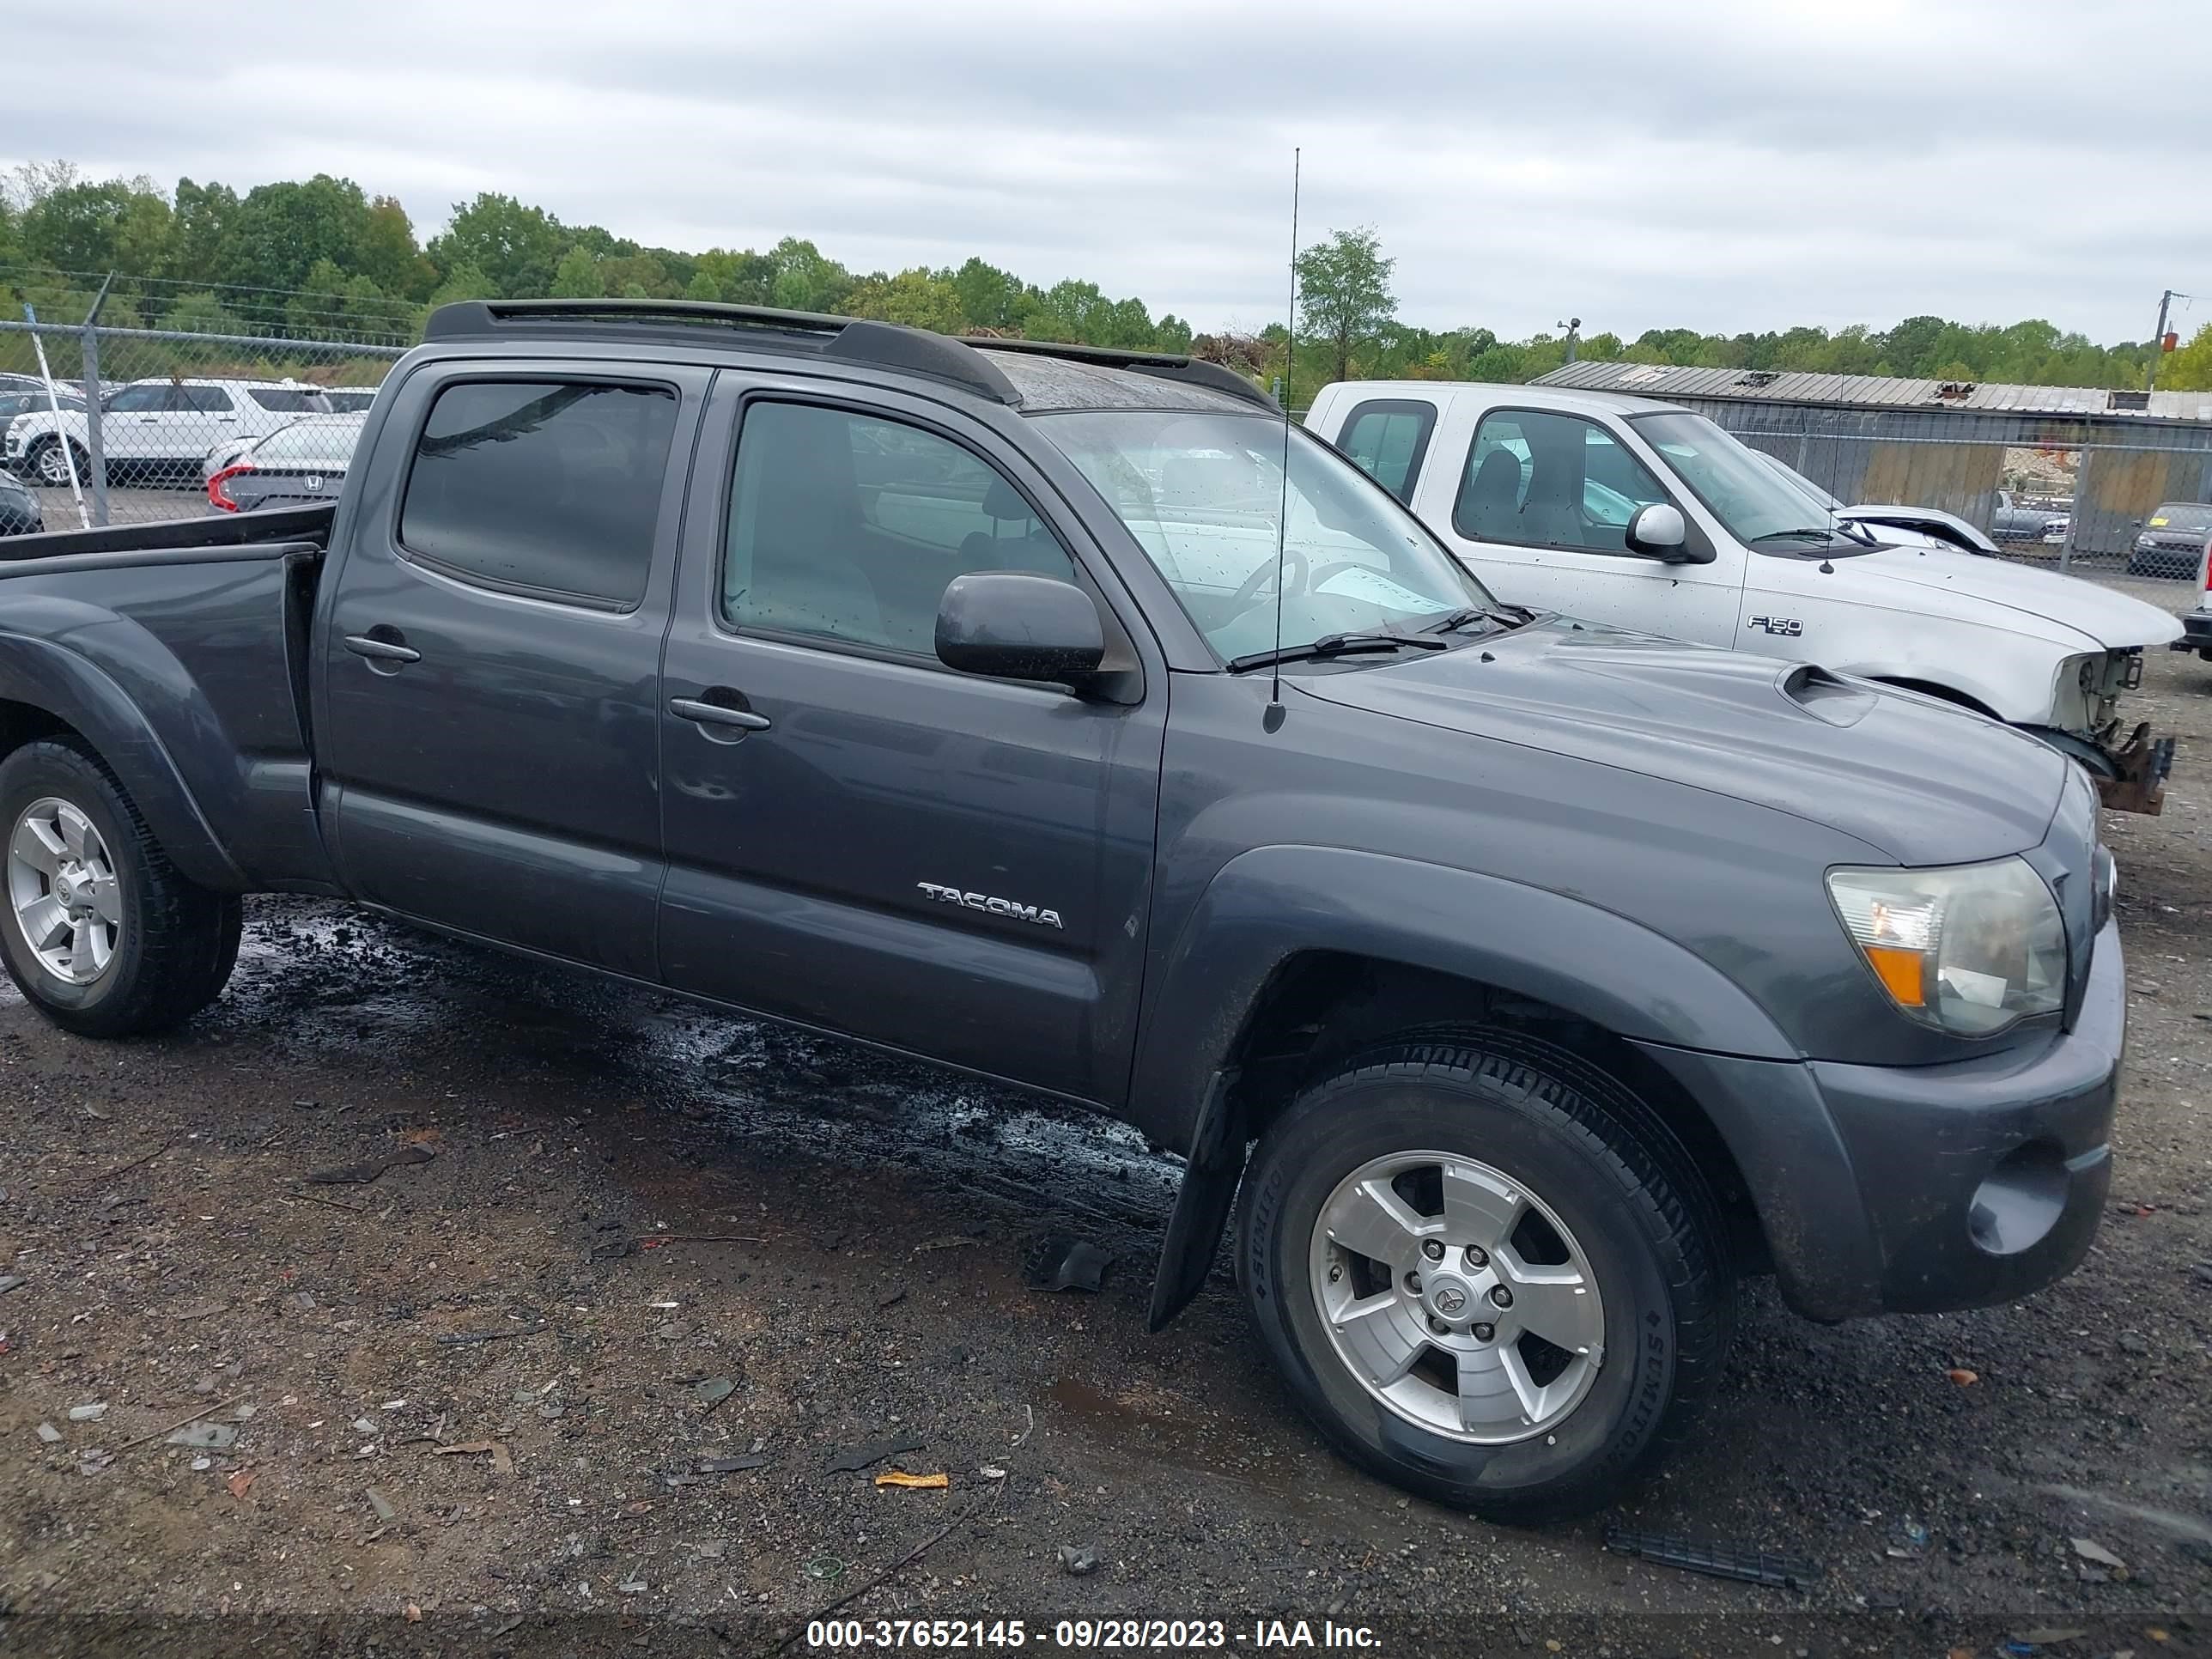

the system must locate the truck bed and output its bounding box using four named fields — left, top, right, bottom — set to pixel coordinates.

left=0, top=501, right=334, bottom=562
